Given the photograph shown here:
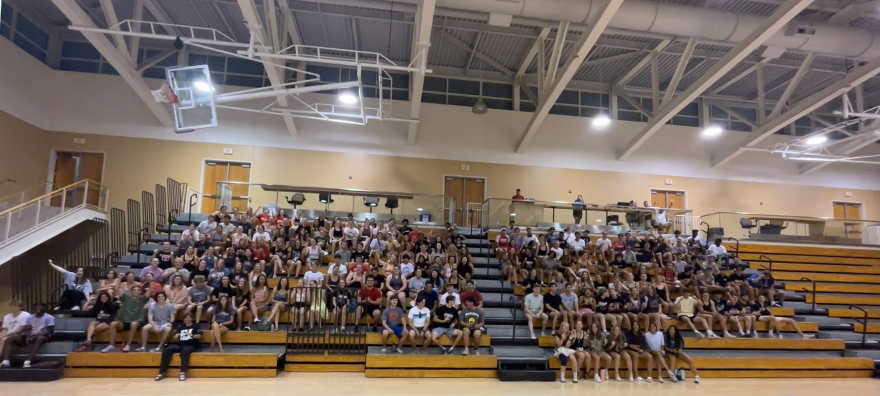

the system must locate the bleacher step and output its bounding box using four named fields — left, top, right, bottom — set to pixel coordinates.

left=794, top=315, right=844, bottom=325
